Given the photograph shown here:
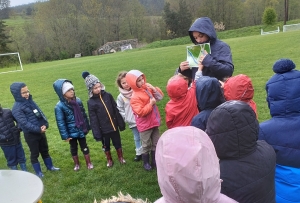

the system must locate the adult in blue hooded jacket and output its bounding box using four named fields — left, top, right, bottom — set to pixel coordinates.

left=259, top=58, right=300, bottom=203
left=177, top=17, right=234, bottom=82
